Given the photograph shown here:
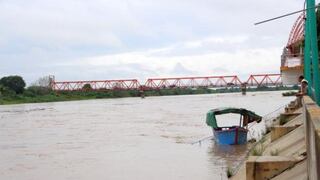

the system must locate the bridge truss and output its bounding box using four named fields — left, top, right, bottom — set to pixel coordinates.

left=51, top=74, right=282, bottom=91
